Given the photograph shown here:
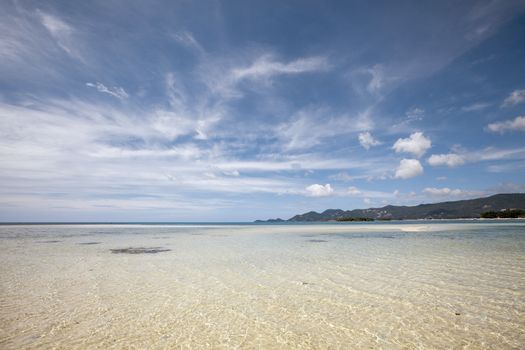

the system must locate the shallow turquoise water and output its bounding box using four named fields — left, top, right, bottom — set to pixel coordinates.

left=1, top=222, right=524, bottom=349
